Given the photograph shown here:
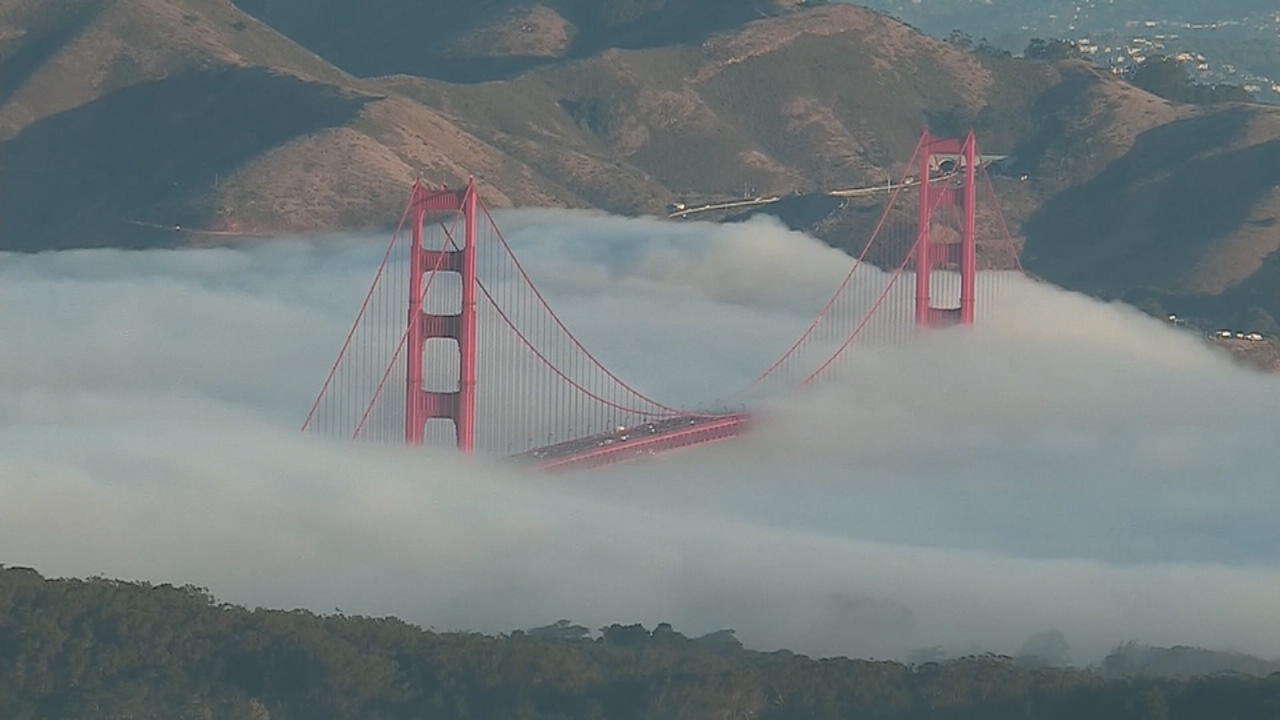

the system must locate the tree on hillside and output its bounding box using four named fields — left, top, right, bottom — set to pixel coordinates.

left=1131, top=56, right=1194, bottom=101
left=1024, top=38, right=1083, bottom=61
left=1130, top=56, right=1253, bottom=104
left=975, top=38, right=1012, bottom=59
left=5, top=567, right=1280, bottom=719
left=1188, top=83, right=1253, bottom=104
left=946, top=29, right=974, bottom=50
left=1016, top=629, right=1072, bottom=668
